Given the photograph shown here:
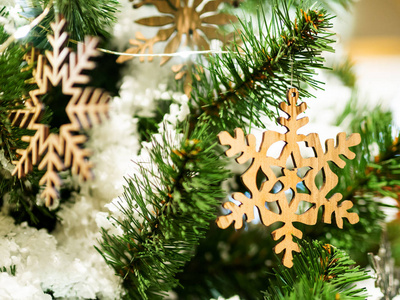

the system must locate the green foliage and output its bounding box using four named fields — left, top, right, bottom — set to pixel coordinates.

left=174, top=222, right=276, bottom=299
left=330, top=58, right=357, bottom=88
left=191, top=1, right=335, bottom=131
left=334, top=95, right=400, bottom=204
left=0, top=265, right=16, bottom=276
left=263, top=240, right=369, bottom=299
left=0, top=21, right=32, bottom=161
left=387, top=220, right=400, bottom=266
left=0, top=18, right=58, bottom=230
left=136, top=99, right=173, bottom=142
left=2, top=0, right=392, bottom=298
left=231, top=0, right=354, bottom=16
left=96, top=2, right=359, bottom=298
left=308, top=95, right=399, bottom=264
left=96, top=128, right=229, bottom=299
left=23, top=0, right=119, bottom=48
left=5, top=170, right=60, bottom=231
